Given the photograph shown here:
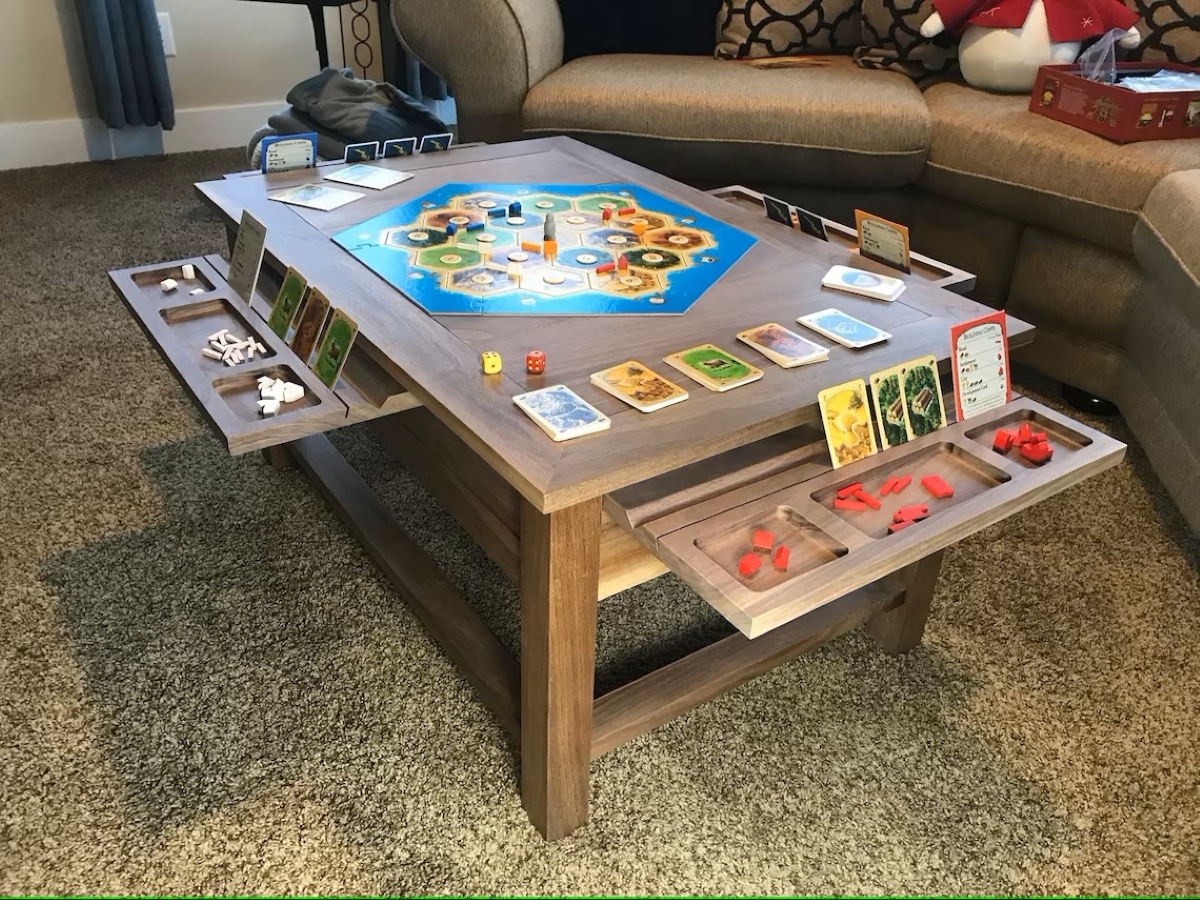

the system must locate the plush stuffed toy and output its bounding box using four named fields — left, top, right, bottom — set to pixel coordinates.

left=921, top=0, right=1142, bottom=92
